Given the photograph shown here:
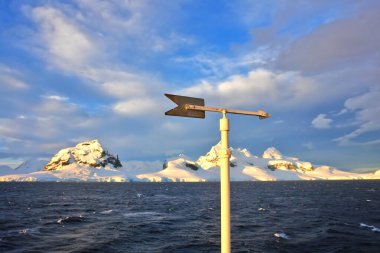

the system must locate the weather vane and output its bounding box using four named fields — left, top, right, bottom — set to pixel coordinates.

left=165, top=93, right=271, bottom=253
